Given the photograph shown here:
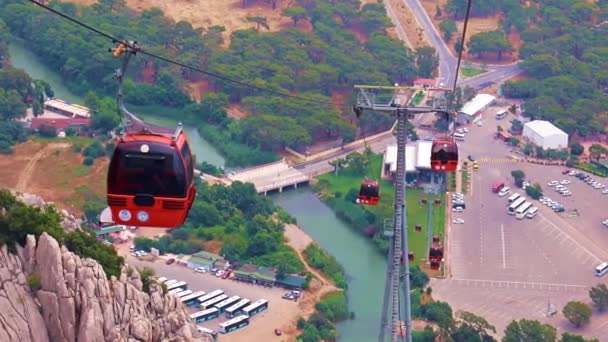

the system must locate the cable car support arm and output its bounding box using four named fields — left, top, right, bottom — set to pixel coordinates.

left=112, top=41, right=147, bottom=130
left=353, top=85, right=448, bottom=342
